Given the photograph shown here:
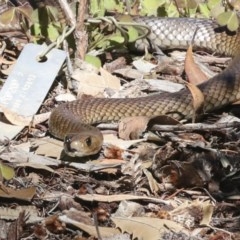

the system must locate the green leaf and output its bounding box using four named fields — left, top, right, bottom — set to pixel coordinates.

left=89, top=0, right=105, bottom=17
left=108, top=35, right=125, bottom=44
left=207, top=0, right=222, bottom=9
left=188, top=6, right=198, bottom=17
left=85, top=54, right=101, bottom=68
left=0, top=163, right=15, bottom=181
left=140, top=0, right=166, bottom=16
left=174, top=0, right=187, bottom=9
left=31, top=23, right=60, bottom=41
left=45, top=6, right=59, bottom=23
left=198, top=3, right=211, bottom=18
left=31, top=5, right=60, bottom=25
left=165, top=2, right=179, bottom=17
left=216, top=11, right=239, bottom=31
left=210, top=4, right=224, bottom=18
left=126, top=26, right=139, bottom=42
left=46, top=24, right=61, bottom=41
left=103, top=0, right=124, bottom=13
